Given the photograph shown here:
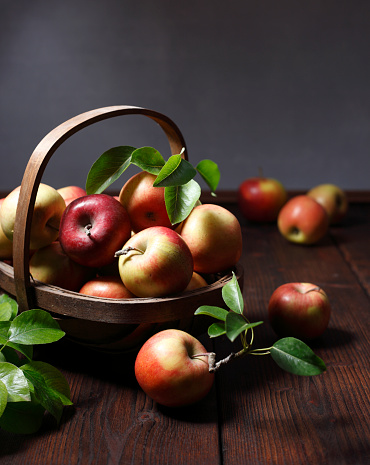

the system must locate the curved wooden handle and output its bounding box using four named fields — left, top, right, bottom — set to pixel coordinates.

left=12, top=105, right=188, bottom=312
